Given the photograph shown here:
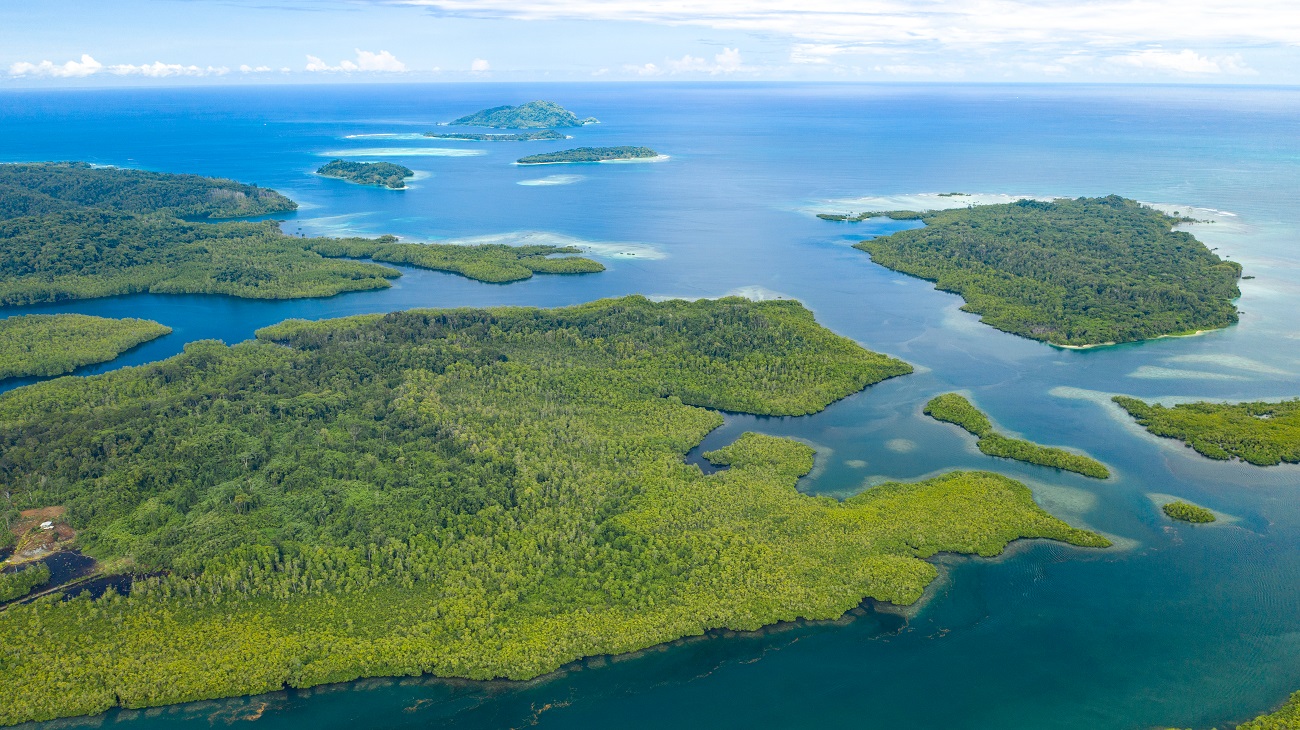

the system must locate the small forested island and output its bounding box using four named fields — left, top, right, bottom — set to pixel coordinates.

left=316, top=160, right=414, bottom=189
left=0, top=296, right=1108, bottom=725
left=1162, top=501, right=1216, bottom=523
left=851, top=196, right=1242, bottom=347
left=424, top=130, right=565, bottom=141
left=0, top=313, right=171, bottom=379
left=925, top=393, right=1110, bottom=478
left=517, top=146, right=659, bottom=165
left=308, top=236, right=604, bottom=283
left=1114, top=396, right=1300, bottom=465
left=451, top=100, right=597, bottom=129
left=0, top=162, right=603, bottom=305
